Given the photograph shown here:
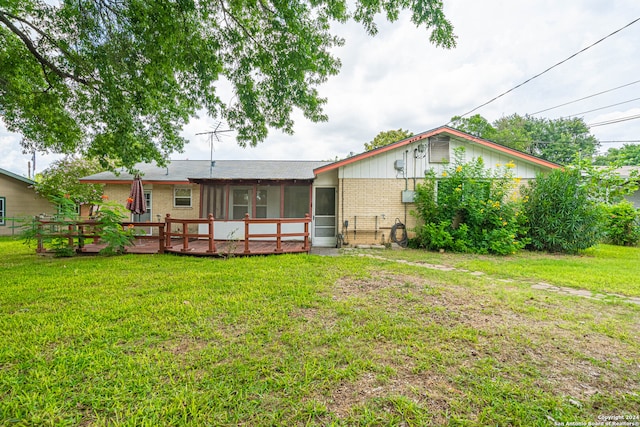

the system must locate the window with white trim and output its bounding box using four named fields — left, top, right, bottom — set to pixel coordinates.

left=174, top=187, right=192, bottom=207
